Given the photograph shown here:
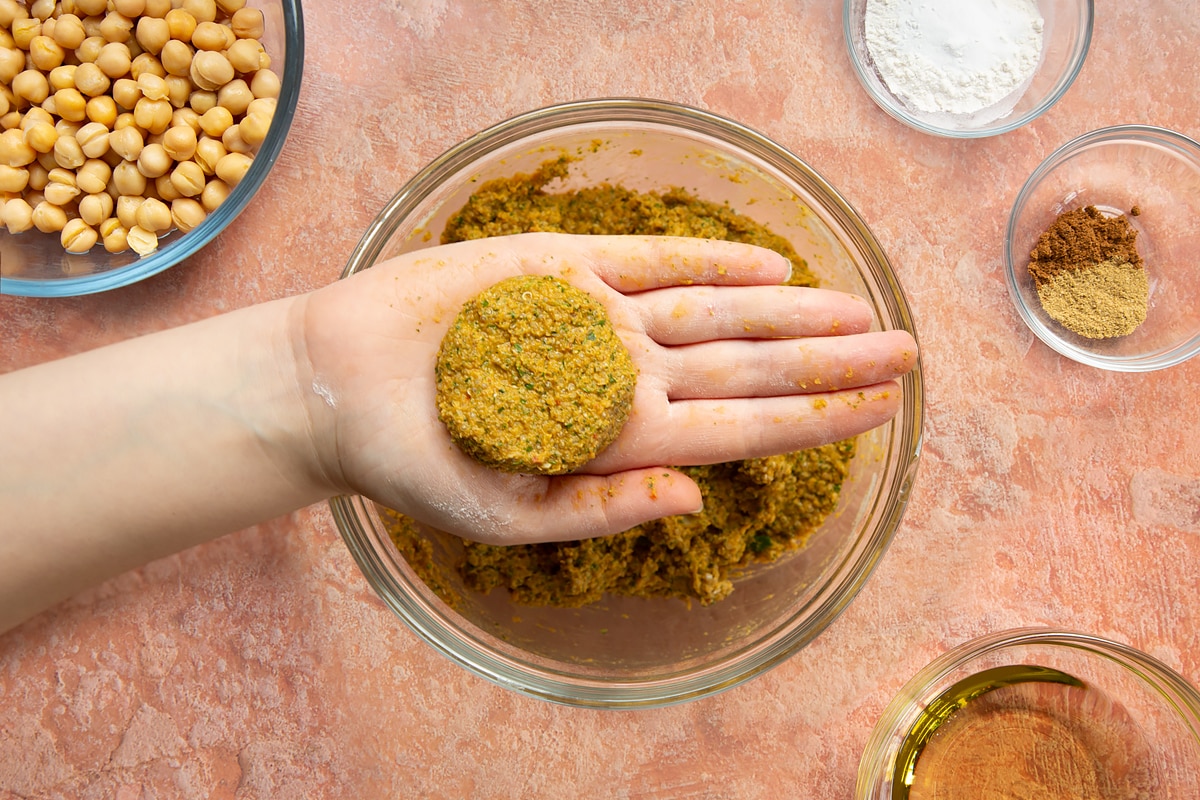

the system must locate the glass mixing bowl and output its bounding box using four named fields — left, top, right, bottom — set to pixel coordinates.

left=0, top=0, right=304, bottom=297
left=331, top=99, right=924, bottom=707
